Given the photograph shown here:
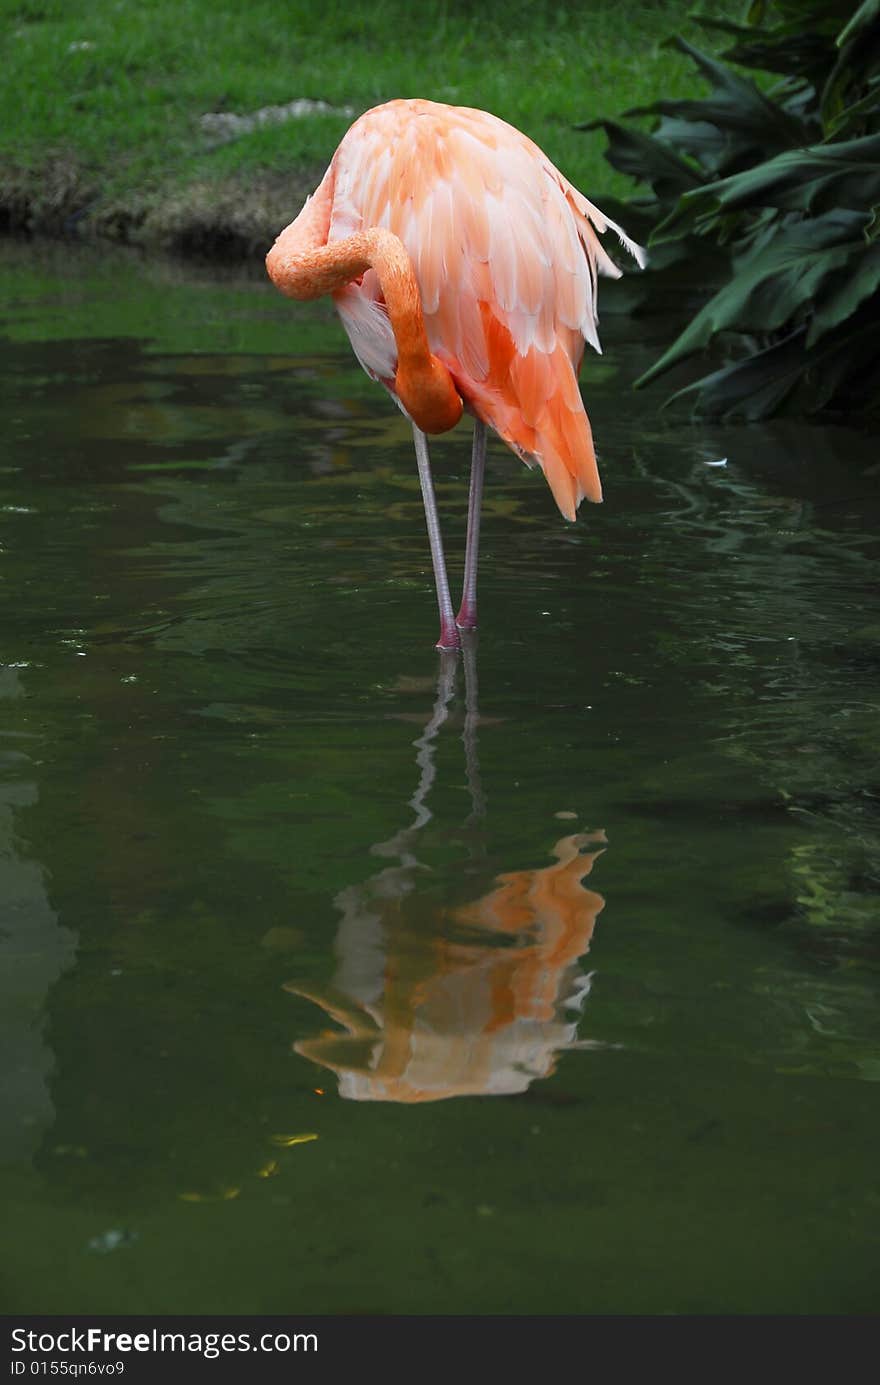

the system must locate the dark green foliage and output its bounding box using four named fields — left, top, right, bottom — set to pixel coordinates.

left=586, top=1, right=880, bottom=420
